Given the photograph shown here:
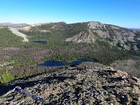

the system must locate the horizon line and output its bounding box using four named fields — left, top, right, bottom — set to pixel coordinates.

left=0, top=21, right=140, bottom=29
